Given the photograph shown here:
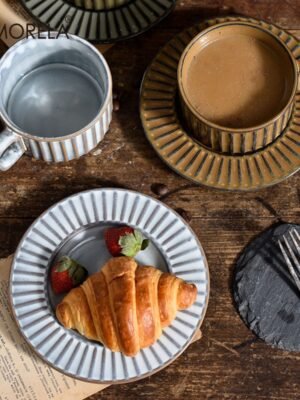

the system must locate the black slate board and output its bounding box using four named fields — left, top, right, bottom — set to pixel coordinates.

left=233, top=223, right=300, bottom=352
